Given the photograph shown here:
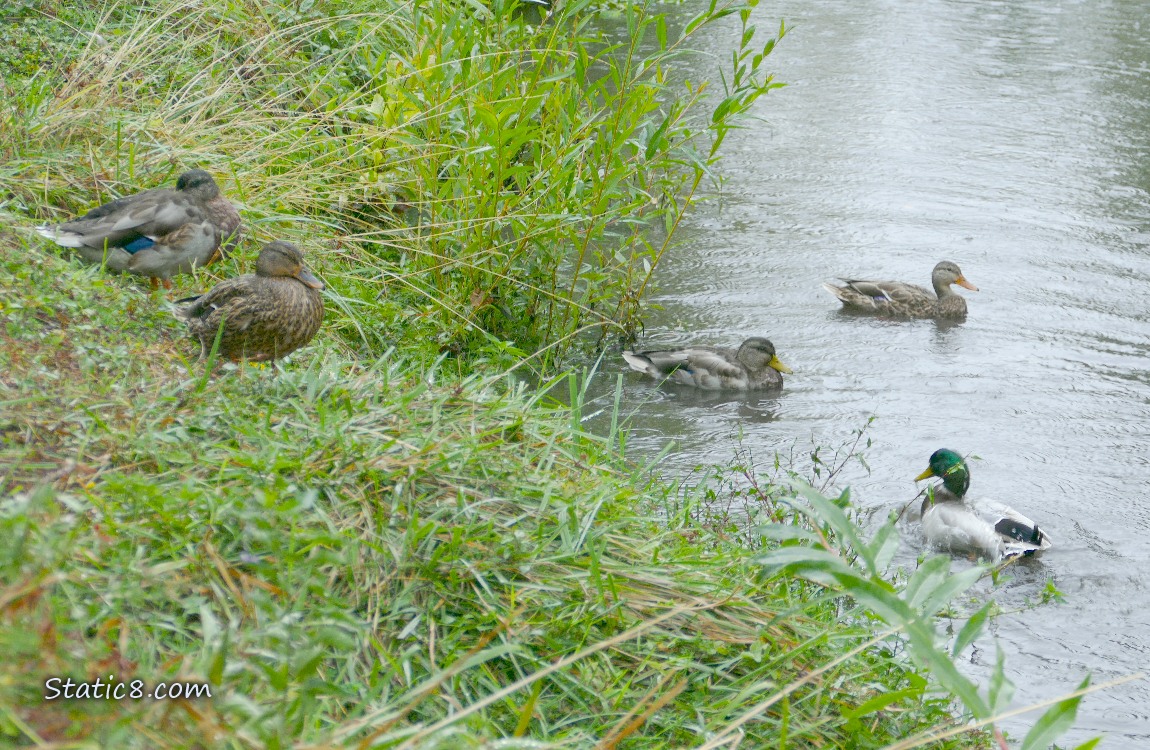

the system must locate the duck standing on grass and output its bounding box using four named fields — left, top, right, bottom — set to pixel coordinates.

left=36, top=169, right=242, bottom=290
left=622, top=337, right=792, bottom=390
left=914, top=448, right=1052, bottom=561
left=823, top=260, right=977, bottom=319
left=175, top=241, right=324, bottom=362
